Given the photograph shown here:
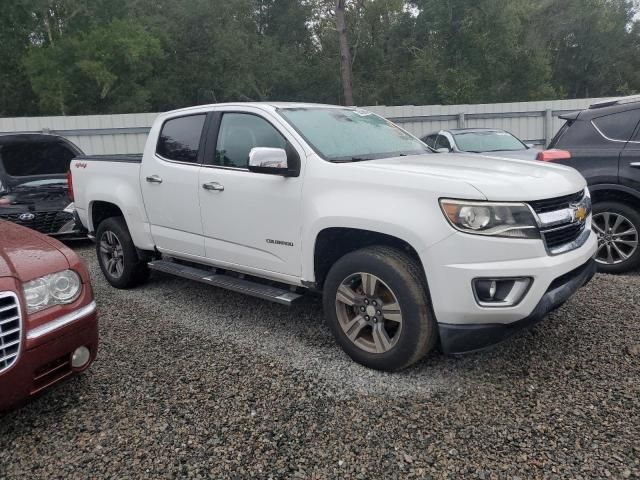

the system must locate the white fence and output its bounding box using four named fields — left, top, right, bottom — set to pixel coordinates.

left=0, top=98, right=610, bottom=155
